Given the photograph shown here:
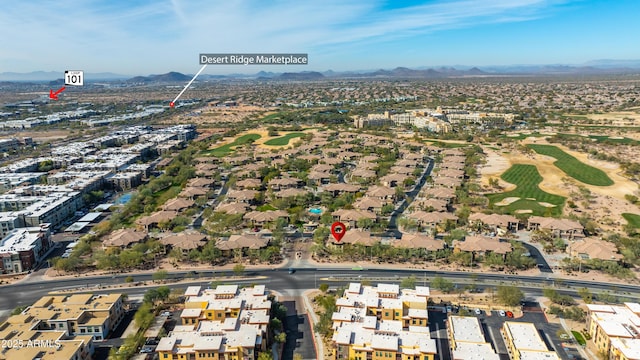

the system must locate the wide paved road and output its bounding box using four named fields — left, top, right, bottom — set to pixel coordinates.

left=2, top=268, right=639, bottom=314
